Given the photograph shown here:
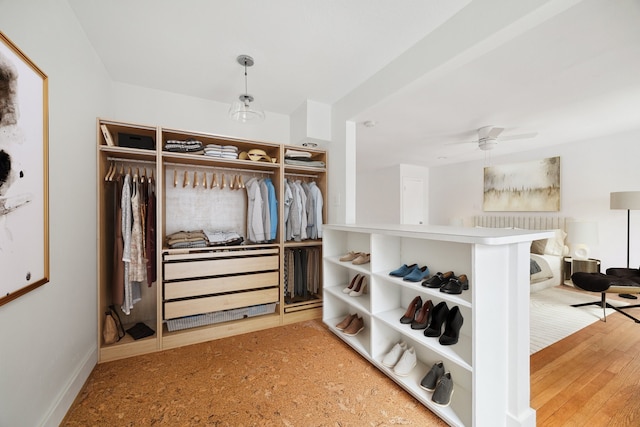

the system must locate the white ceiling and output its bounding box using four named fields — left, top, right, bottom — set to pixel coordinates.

left=68, top=0, right=640, bottom=170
